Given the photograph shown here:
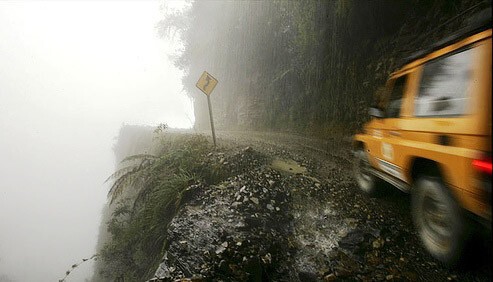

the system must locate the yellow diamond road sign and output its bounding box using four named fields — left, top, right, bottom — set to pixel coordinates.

left=196, top=71, right=218, bottom=96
